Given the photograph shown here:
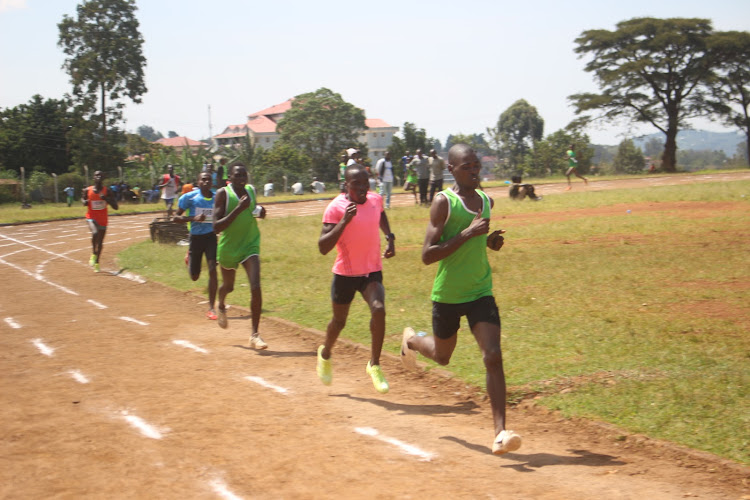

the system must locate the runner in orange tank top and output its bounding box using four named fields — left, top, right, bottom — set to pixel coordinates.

left=82, top=170, right=118, bottom=272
